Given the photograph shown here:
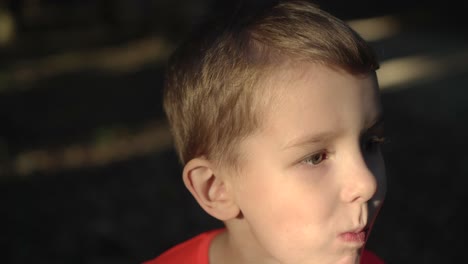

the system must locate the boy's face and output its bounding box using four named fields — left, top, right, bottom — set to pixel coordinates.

left=226, top=63, right=386, bottom=264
